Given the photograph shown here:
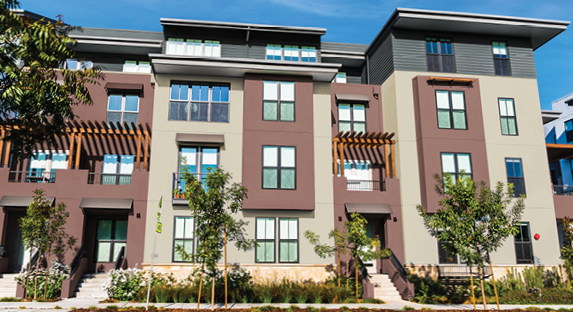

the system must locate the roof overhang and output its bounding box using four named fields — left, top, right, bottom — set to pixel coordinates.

left=367, top=8, right=569, bottom=54
left=542, top=110, right=562, bottom=124
left=69, top=35, right=163, bottom=55
left=0, top=196, right=55, bottom=207
left=320, top=50, right=365, bottom=67
left=547, top=144, right=573, bottom=163
left=79, top=198, right=133, bottom=210
left=176, top=133, right=224, bottom=145
left=345, top=203, right=393, bottom=215
left=160, top=18, right=326, bottom=36
left=150, top=54, right=341, bottom=82
left=335, top=94, right=370, bottom=102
